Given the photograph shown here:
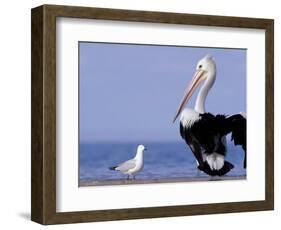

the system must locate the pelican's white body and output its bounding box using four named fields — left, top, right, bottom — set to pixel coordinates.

left=180, top=108, right=201, bottom=129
